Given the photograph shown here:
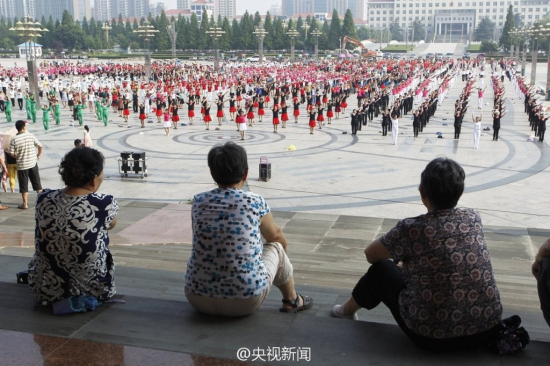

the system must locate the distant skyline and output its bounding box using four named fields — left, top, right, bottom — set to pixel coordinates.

left=91, top=0, right=275, bottom=15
